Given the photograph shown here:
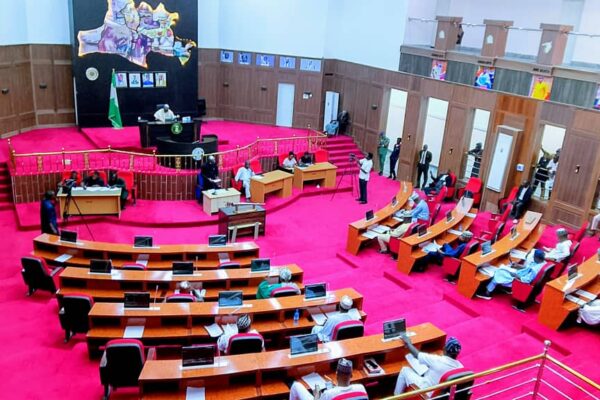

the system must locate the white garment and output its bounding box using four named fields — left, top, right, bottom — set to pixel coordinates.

left=394, top=353, right=463, bottom=395
left=545, top=240, right=572, bottom=262
left=547, top=160, right=558, bottom=190
left=518, top=187, right=528, bottom=201
left=217, top=326, right=260, bottom=354
left=311, top=312, right=356, bottom=342
left=154, top=108, right=176, bottom=122
left=283, top=157, right=297, bottom=169
left=235, top=167, right=254, bottom=198
left=358, top=159, right=373, bottom=181
left=578, top=299, right=600, bottom=326
left=289, top=381, right=367, bottom=400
